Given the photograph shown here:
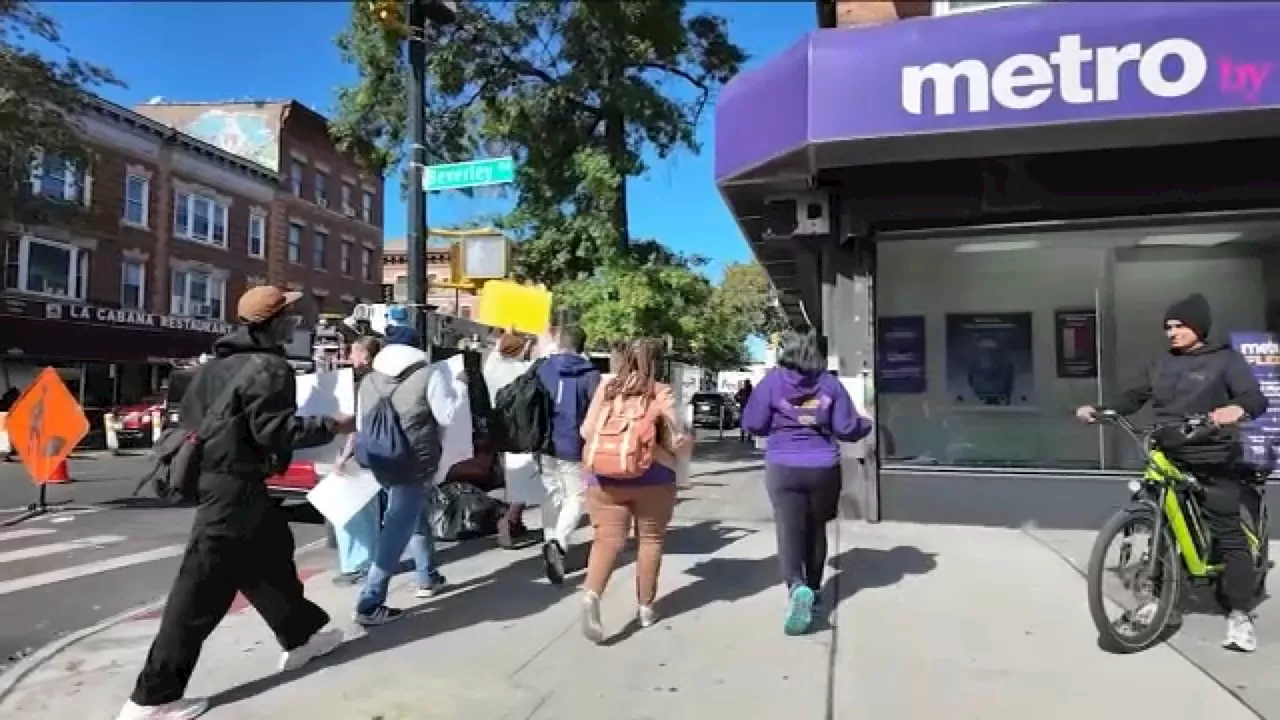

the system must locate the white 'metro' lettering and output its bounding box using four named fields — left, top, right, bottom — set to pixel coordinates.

left=902, top=34, right=1208, bottom=116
